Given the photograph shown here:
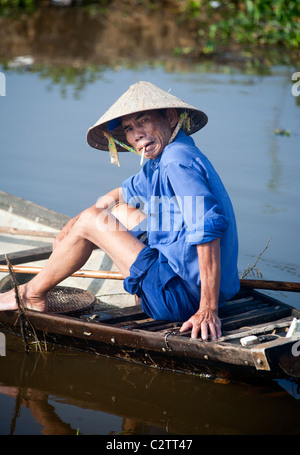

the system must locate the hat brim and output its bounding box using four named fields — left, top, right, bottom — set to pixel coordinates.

left=86, top=82, right=208, bottom=152
left=87, top=107, right=207, bottom=152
